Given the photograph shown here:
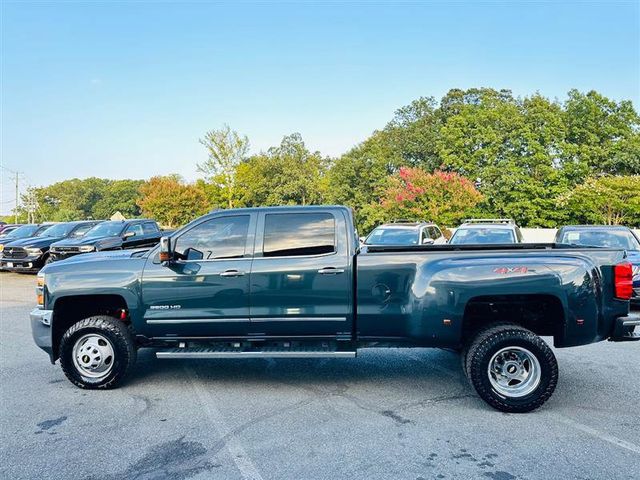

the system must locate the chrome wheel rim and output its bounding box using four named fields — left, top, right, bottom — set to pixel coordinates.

left=72, top=334, right=115, bottom=379
left=488, top=346, right=541, bottom=398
